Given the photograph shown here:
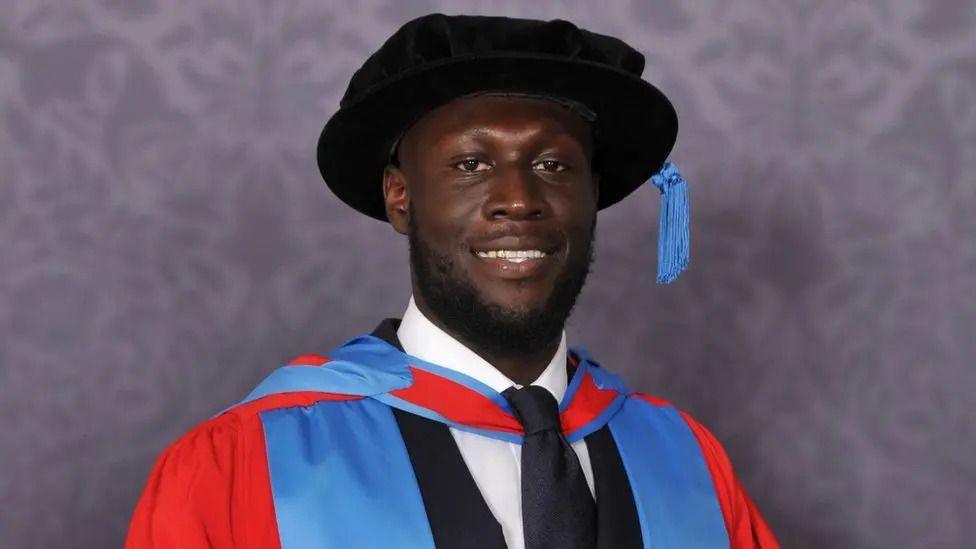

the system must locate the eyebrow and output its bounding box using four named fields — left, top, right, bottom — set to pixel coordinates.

left=392, top=114, right=594, bottom=168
